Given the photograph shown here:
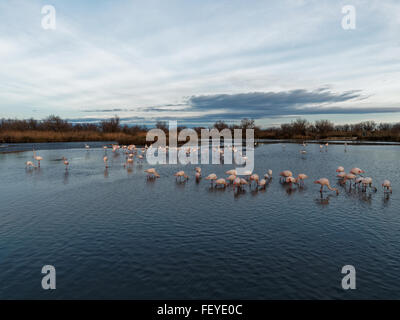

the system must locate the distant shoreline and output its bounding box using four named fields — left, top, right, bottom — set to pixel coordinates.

left=1, top=137, right=400, bottom=154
